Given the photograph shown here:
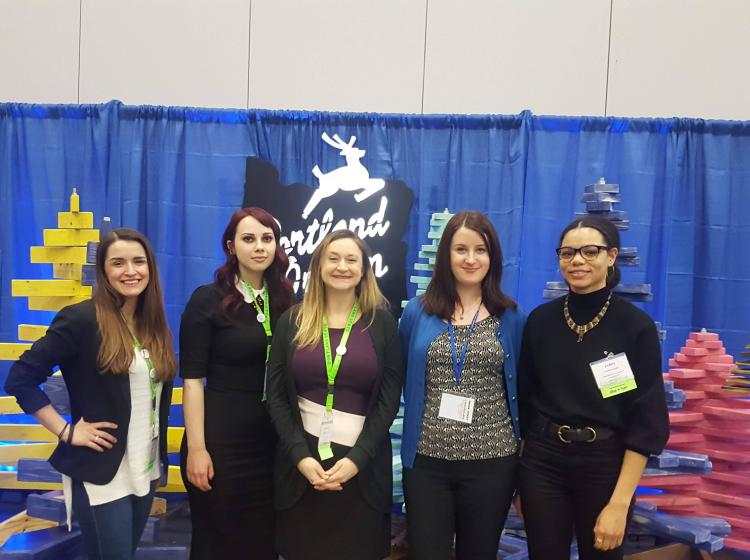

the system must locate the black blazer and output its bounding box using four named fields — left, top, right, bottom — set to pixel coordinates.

left=266, top=305, right=403, bottom=513
left=4, top=300, right=173, bottom=485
